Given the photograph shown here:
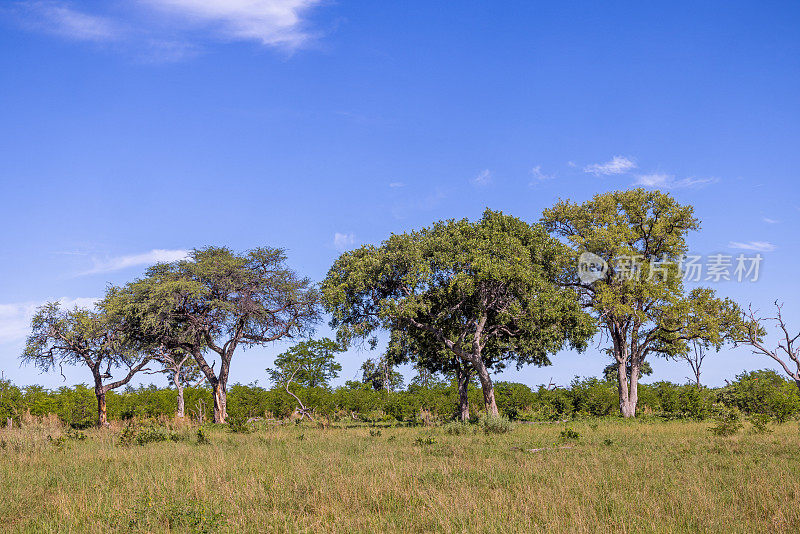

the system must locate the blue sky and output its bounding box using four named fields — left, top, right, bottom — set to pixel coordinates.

left=1, top=1, right=798, bottom=390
